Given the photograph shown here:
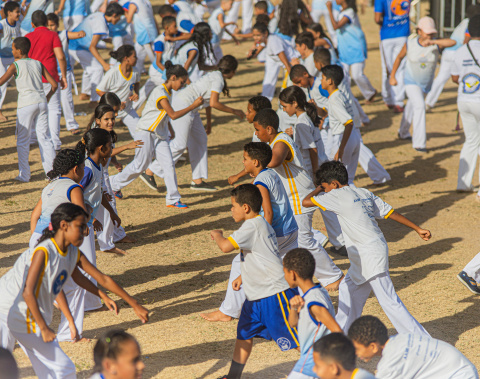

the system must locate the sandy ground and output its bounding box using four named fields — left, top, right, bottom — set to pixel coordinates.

left=0, top=4, right=480, bottom=378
